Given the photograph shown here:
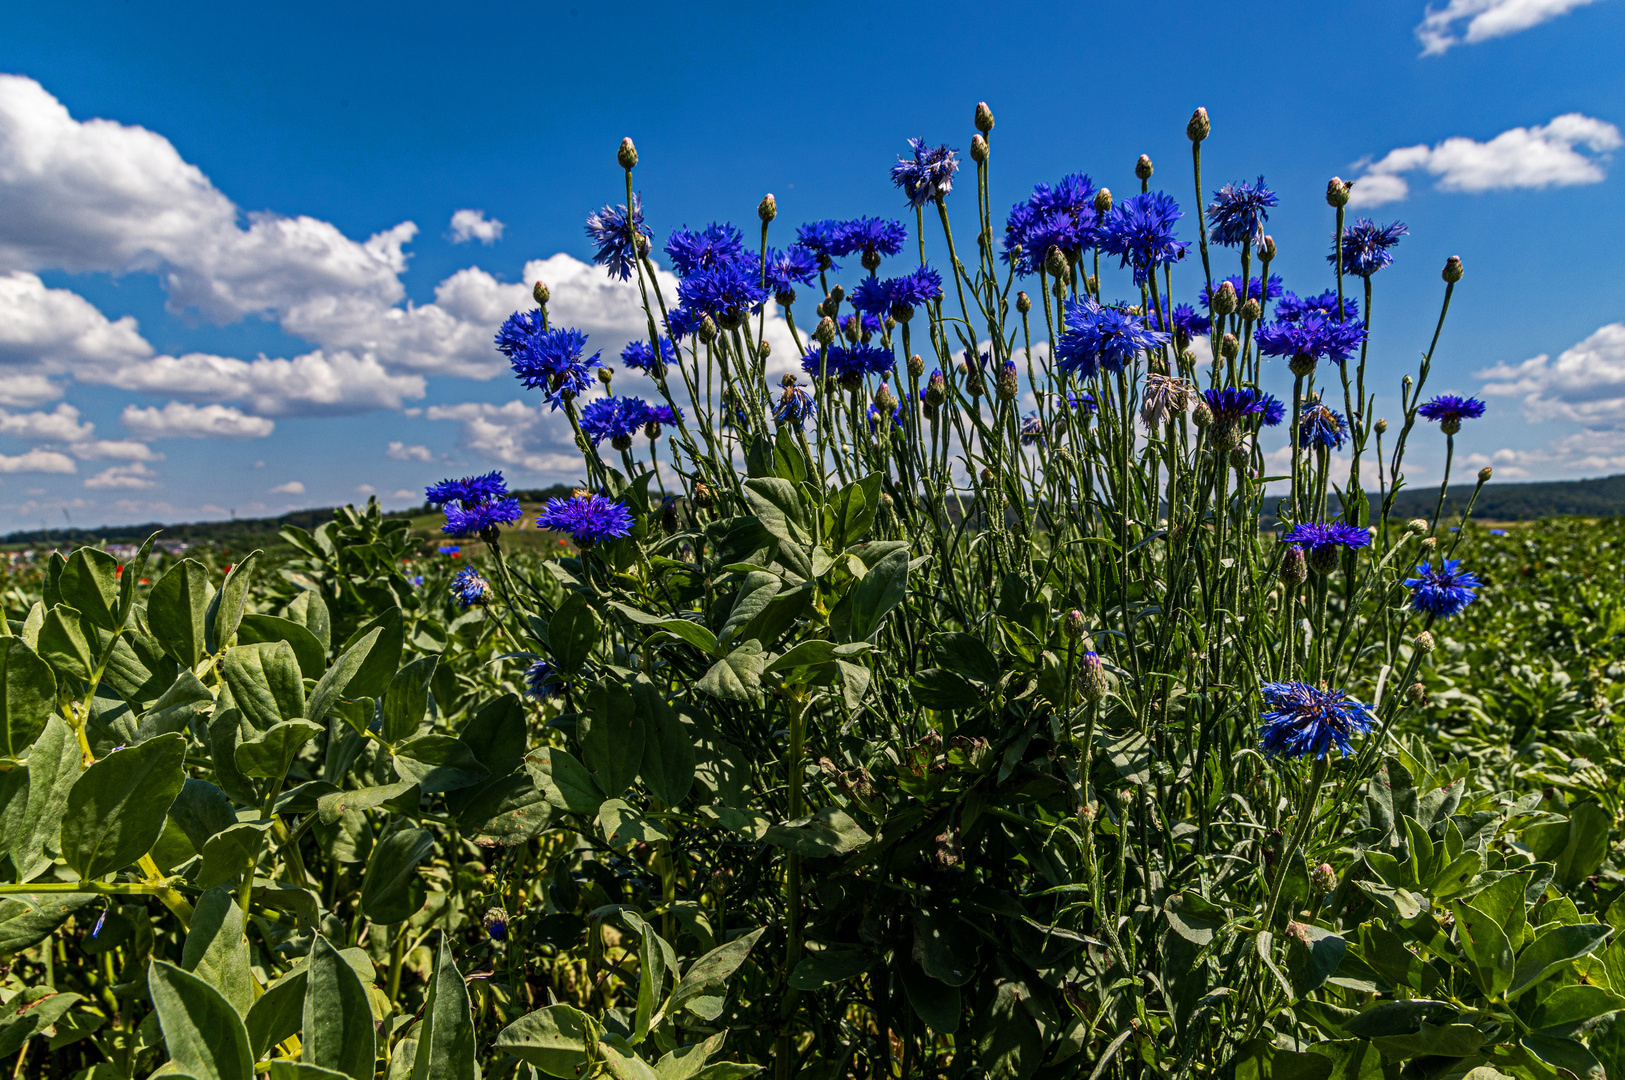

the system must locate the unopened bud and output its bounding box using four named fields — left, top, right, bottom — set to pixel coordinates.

left=1212, top=281, right=1238, bottom=316
left=1420, top=536, right=1438, bottom=551
left=693, top=482, right=715, bottom=511
left=1289, top=353, right=1317, bottom=378
left=873, top=383, right=898, bottom=412
left=1063, top=609, right=1086, bottom=639
left=907, top=353, right=925, bottom=378
left=1187, top=106, right=1210, bottom=143
left=699, top=316, right=717, bottom=344
left=661, top=499, right=679, bottom=533
left=1229, top=445, right=1251, bottom=471
left=1311, top=863, right=1337, bottom=894
left=996, top=360, right=1019, bottom=401
left=597, top=366, right=613, bottom=385
left=1240, top=298, right=1261, bottom=322
left=970, top=133, right=988, bottom=163
left=758, top=193, right=776, bottom=222
left=1406, top=518, right=1429, bottom=535
left=1375, top=418, right=1388, bottom=435
left=1415, top=630, right=1435, bottom=654
left=1192, top=401, right=1212, bottom=428
left=1478, top=466, right=1493, bottom=483
left=1135, top=154, right=1153, bottom=181
left=1307, top=544, right=1341, bottom=577
left=974, top=101, right=995, bottom=133
left=1078, top=651, right=1108, bottom=702
left=1443, top=255, right=1464, bottom=283
left=1258, top=235, right=1276, bottom=262
left=980, top=466, right=994, bottom=483
left=1085, top=274, right=1099, bottom=295
left=1220, top=333, right=1239, bottom=360
left=1094, top=188, right=1113, bottom=216
left=533, top=280, right=550, bottom=305
left=759, top=339, right=771, bottom=360
left=1045, top=246, right=1069, bottom=276
left=1326, top=177, right=1350, bottom=207
left=828, top=284, right=845, bottom=306
left=814, top=316, right=836, bottom=346
left=618, top=137, right=638, bottom=170
left=1280, top=545, right=1308, bottom=586
left=1406, top=682, right=1427, bottom=706
left=1016, top=291, right=1031, bottom=314
left=924, top=370, right=947, bottom=407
